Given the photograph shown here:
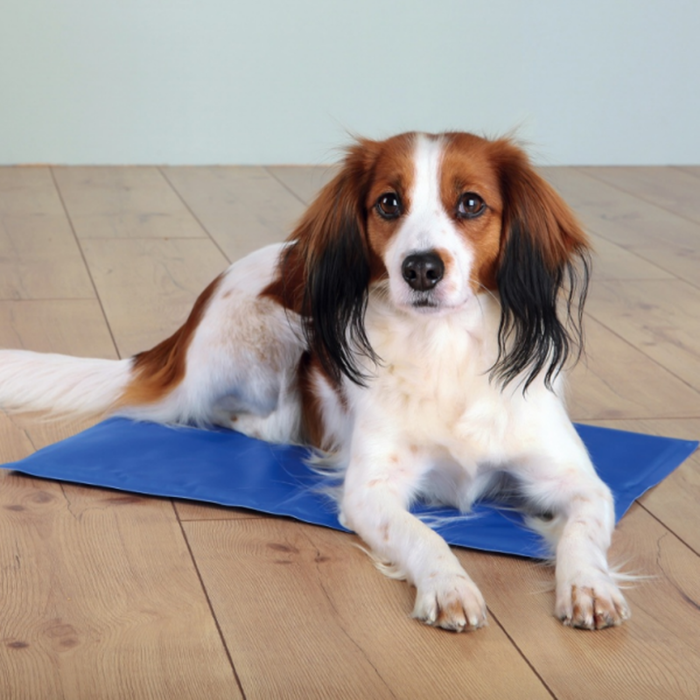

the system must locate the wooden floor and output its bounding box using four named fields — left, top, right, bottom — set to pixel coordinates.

left=1, top=161, right=699, bottom=700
